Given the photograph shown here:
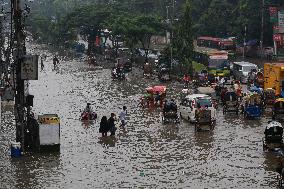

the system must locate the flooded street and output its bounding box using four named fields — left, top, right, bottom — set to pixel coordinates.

left=0, top=44, right=280, bottom=189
